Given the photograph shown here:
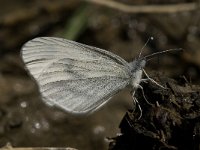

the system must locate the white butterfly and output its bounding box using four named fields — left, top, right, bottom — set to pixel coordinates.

left=21, top=37, right=179, bottom=115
